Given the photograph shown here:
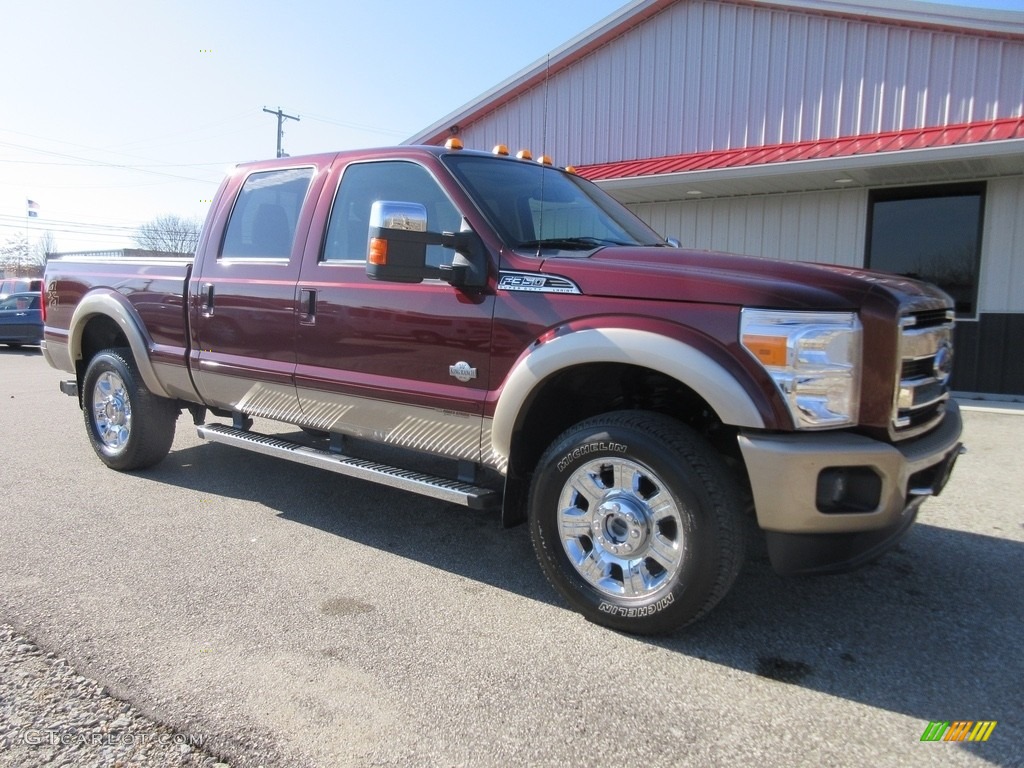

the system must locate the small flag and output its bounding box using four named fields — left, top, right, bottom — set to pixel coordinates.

left=27, top=199, right=39, bottom=218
